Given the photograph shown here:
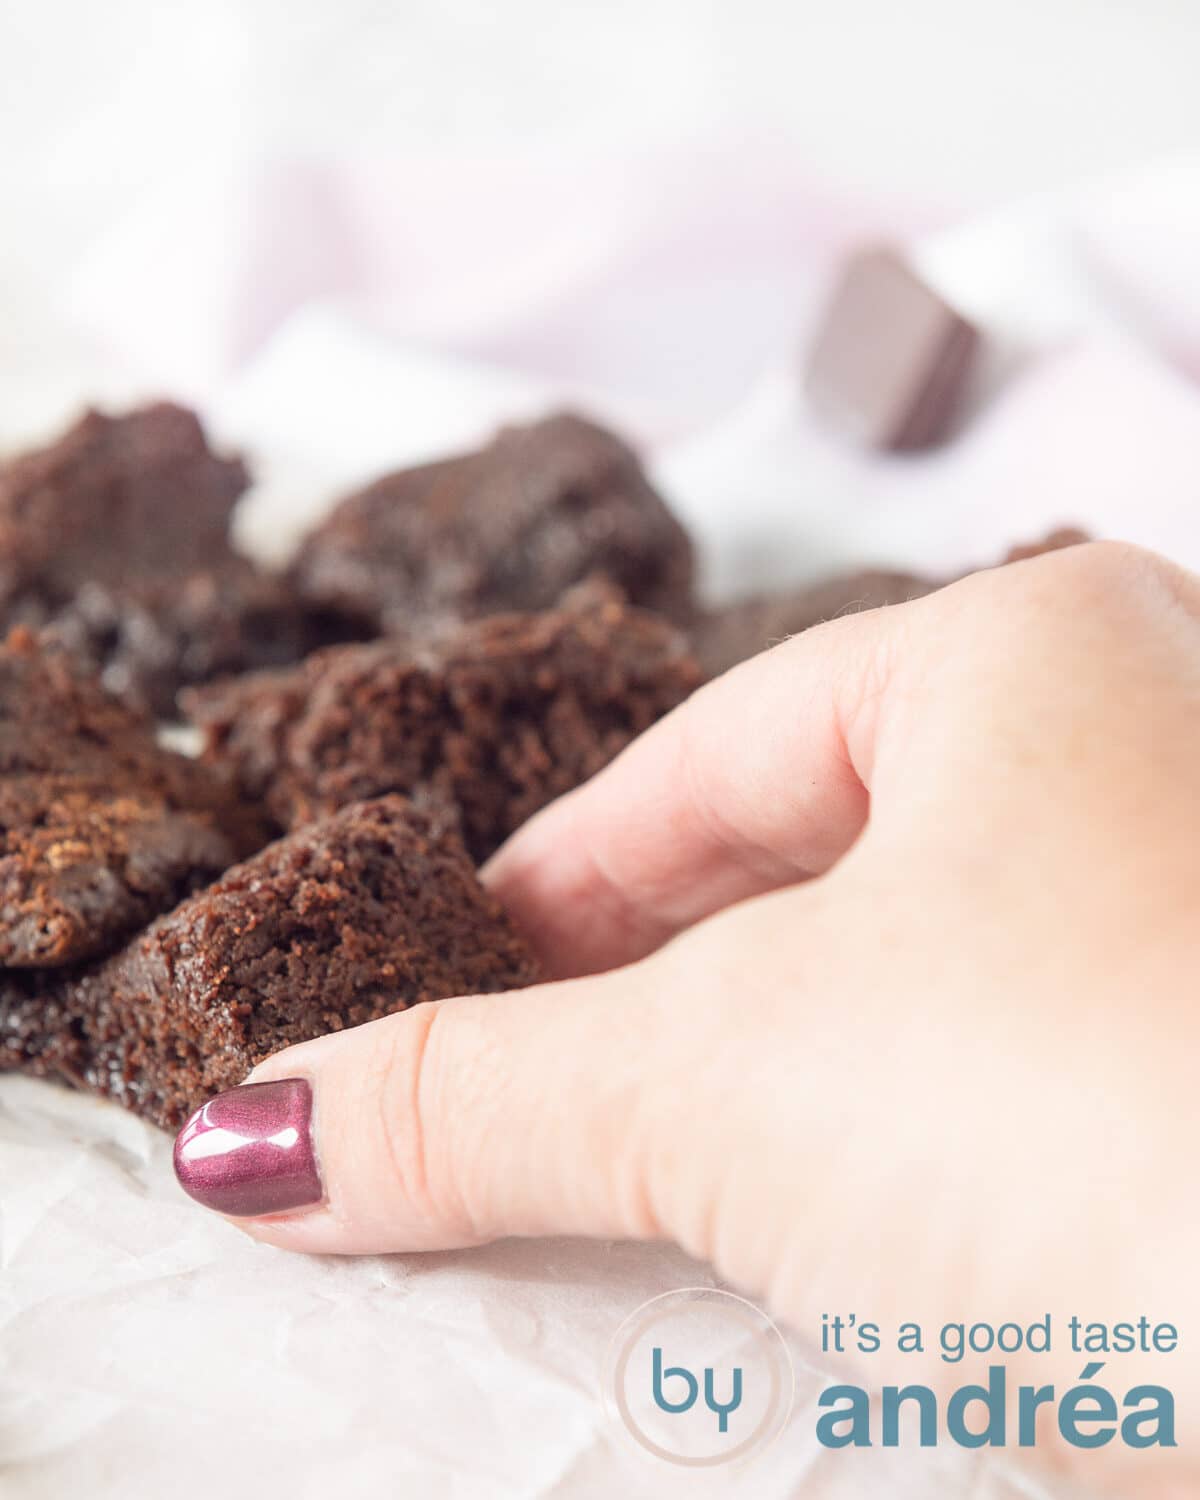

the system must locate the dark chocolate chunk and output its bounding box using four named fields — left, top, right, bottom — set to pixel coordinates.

left=290, top=411, right=695, bottom=632
left=805, top=246, right=980, bottom=451
left=0, top=797, right=541, bottom=1128
left=0, top=629, right=267, bottom=967
left=184, top=582, right=701, bottom=862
